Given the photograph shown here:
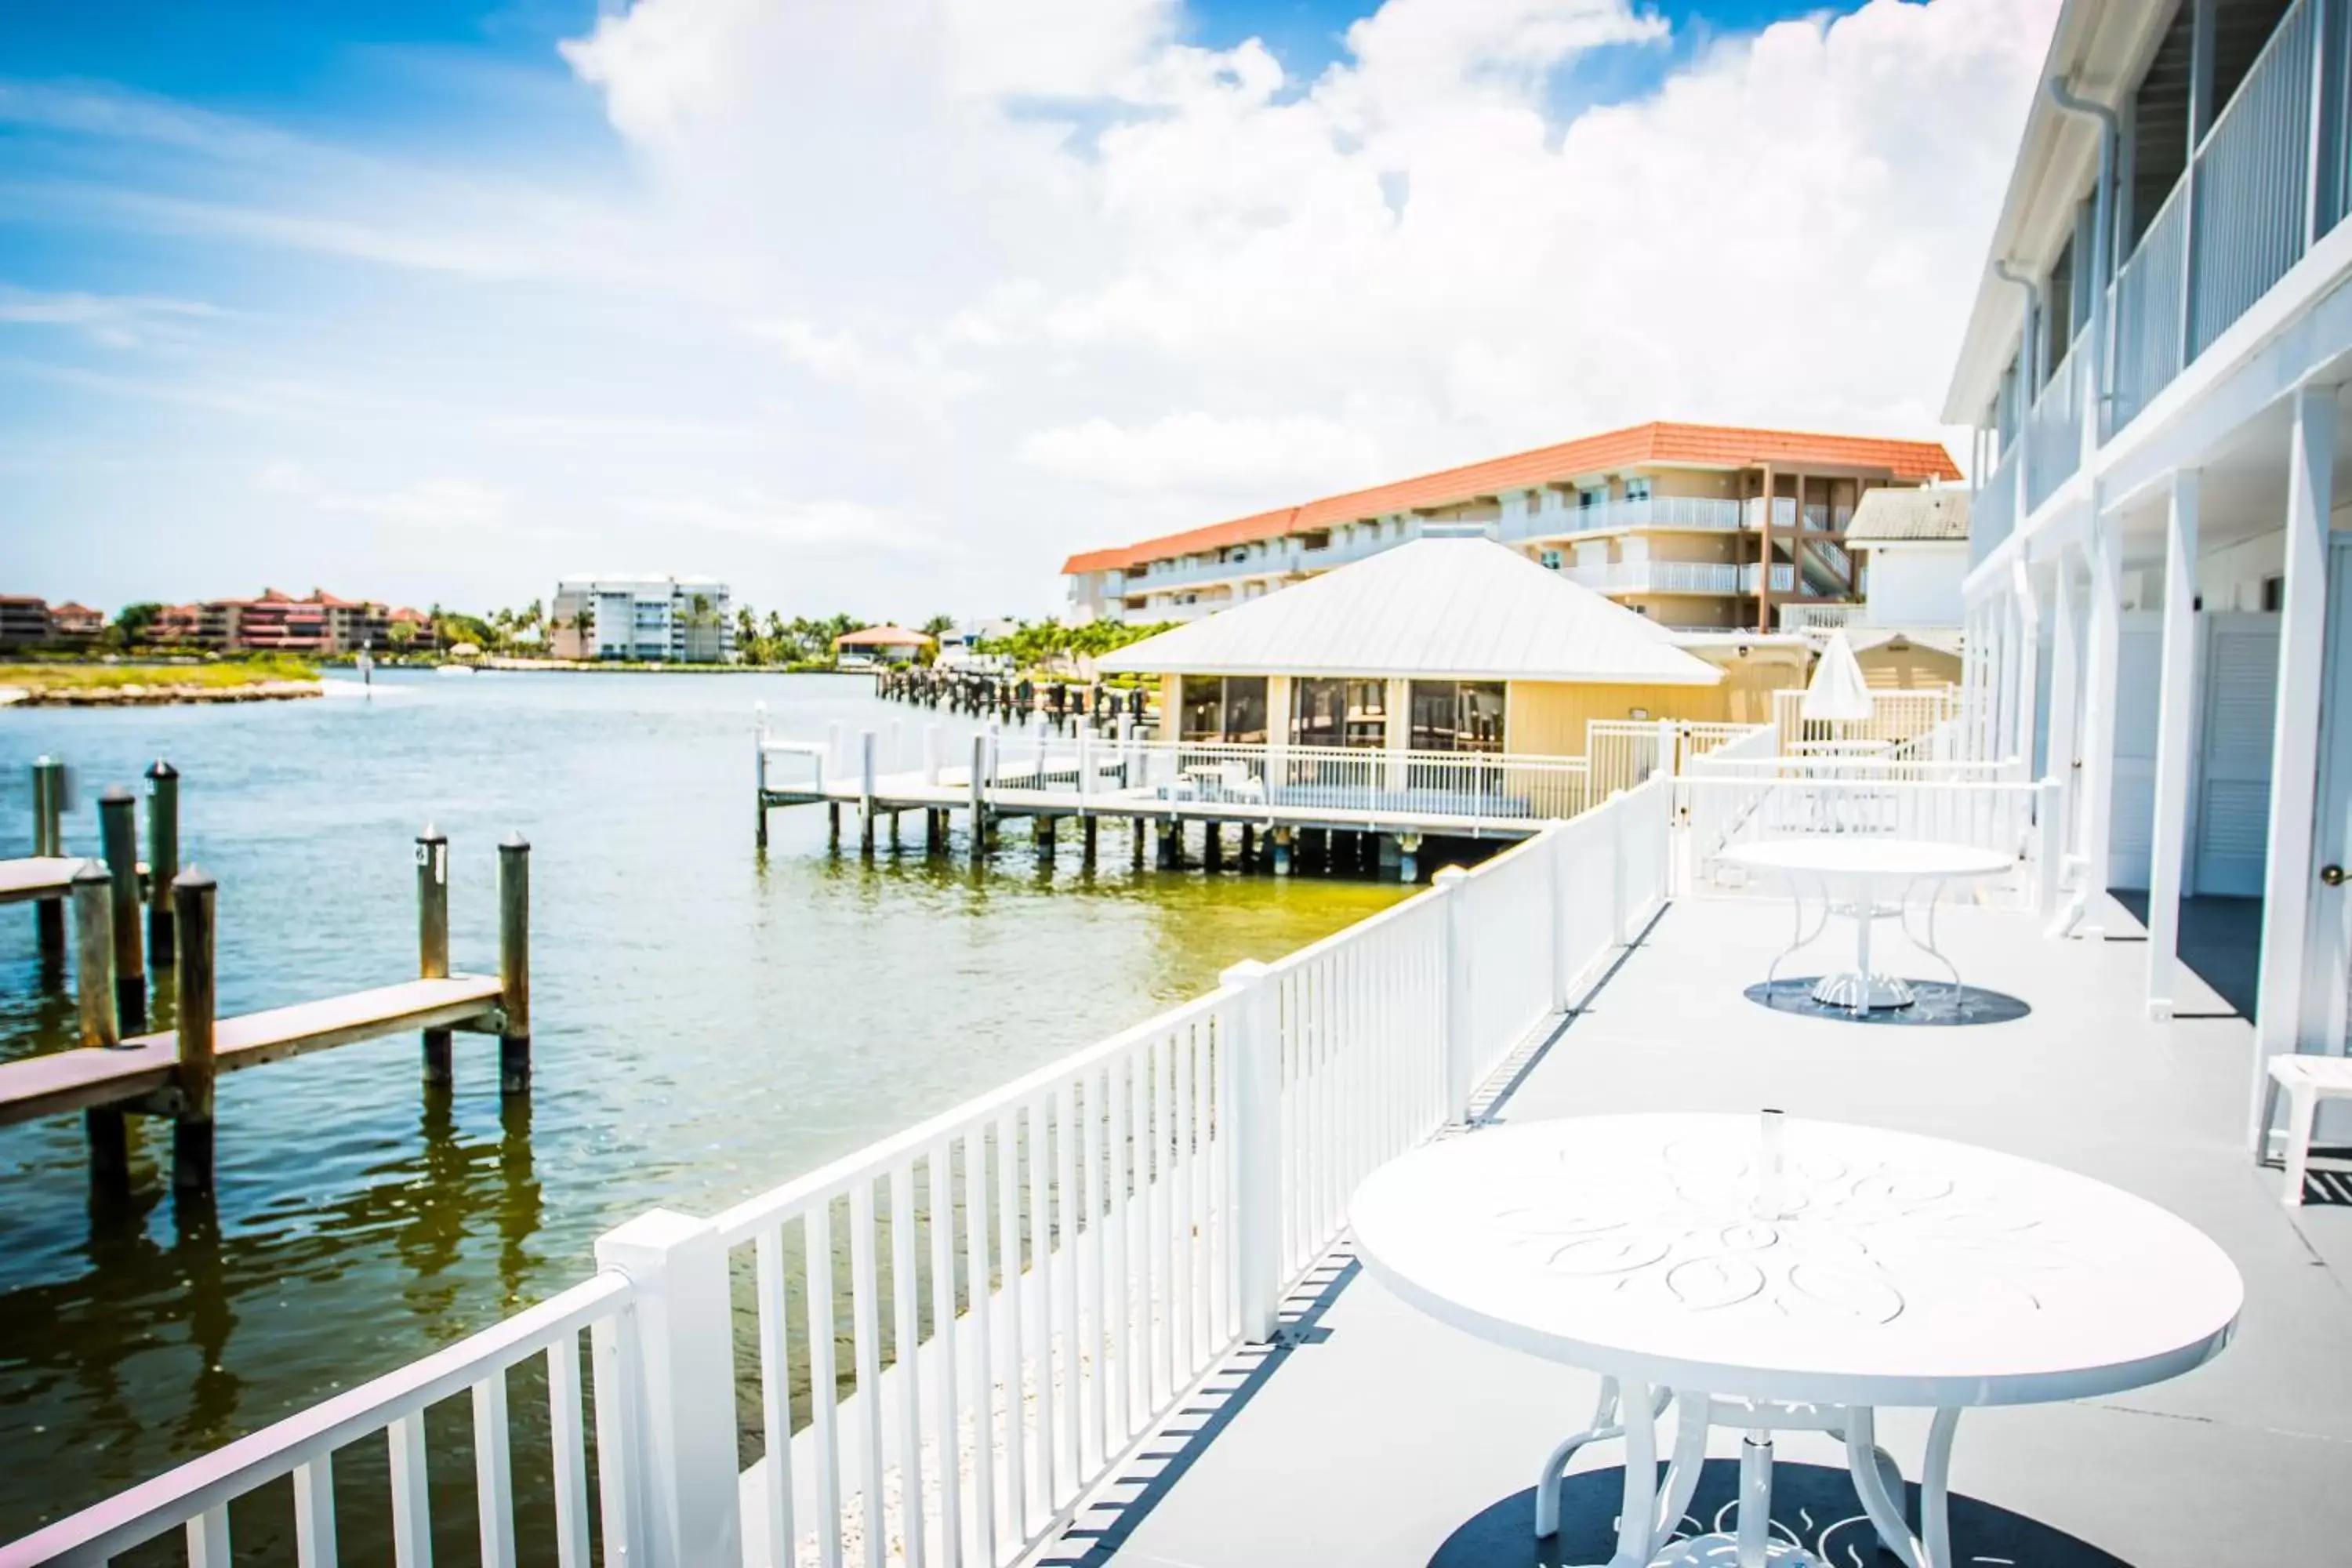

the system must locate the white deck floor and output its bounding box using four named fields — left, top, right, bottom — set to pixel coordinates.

left=1047, top=896, right=2352, bottom=1567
